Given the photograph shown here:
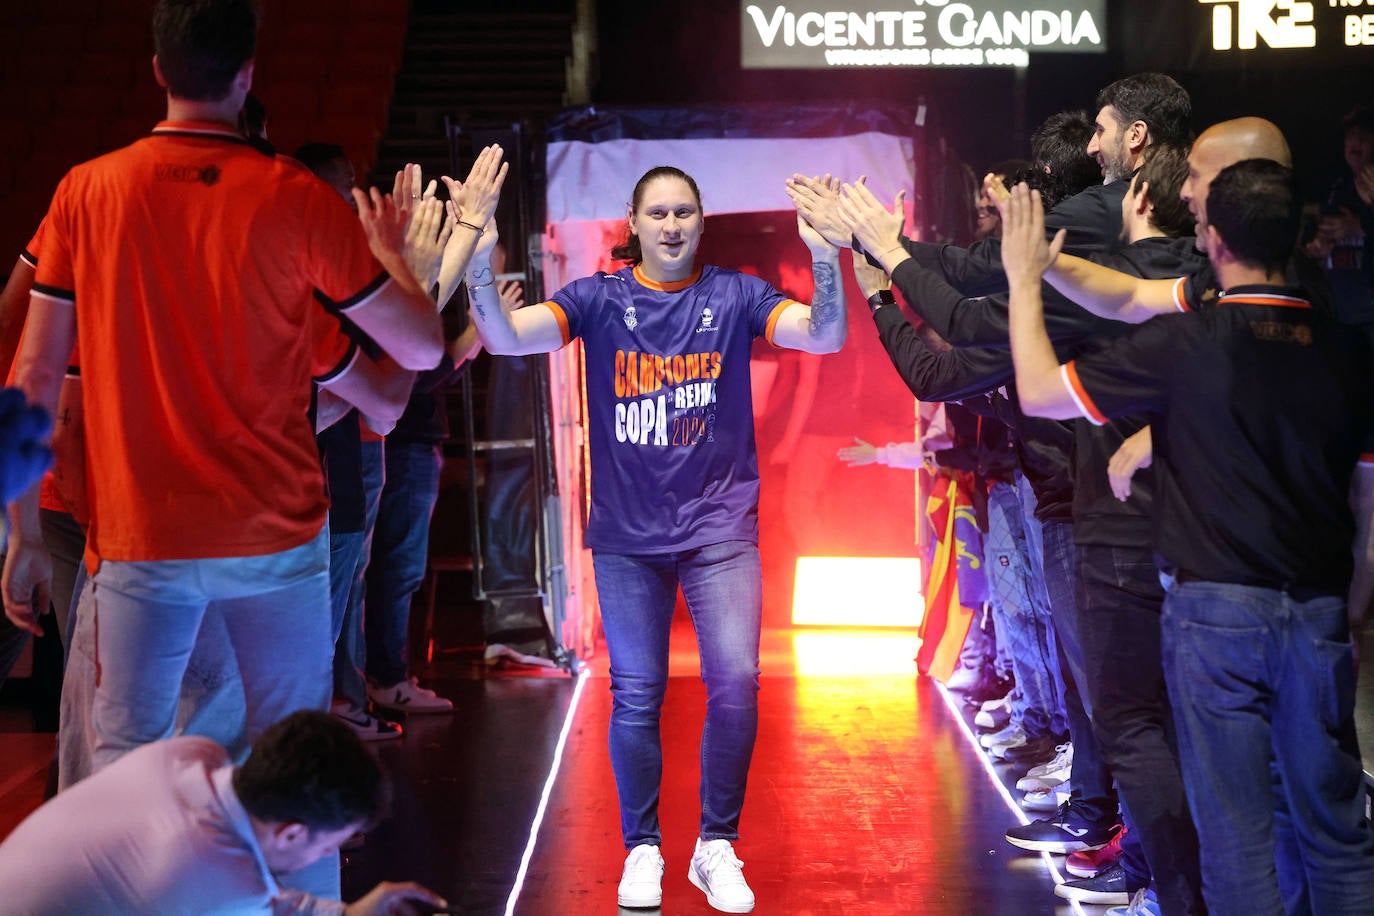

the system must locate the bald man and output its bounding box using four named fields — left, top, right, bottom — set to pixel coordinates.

left=1039, top=117, right=1300, bottom=323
